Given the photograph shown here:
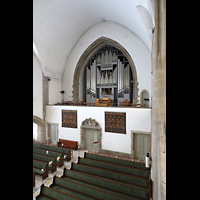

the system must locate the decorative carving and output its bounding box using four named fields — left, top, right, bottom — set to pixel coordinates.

left=82, top=118, right=99, bottom=128
left=80, top=118, right=102, bottom=151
